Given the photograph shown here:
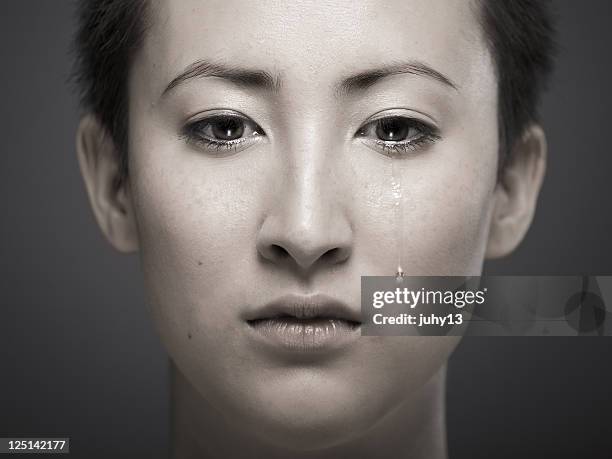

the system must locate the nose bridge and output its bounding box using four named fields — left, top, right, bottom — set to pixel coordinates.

left=288, top=120, right=331, bottom=230
left=257, top=116, right=353, bottom=271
